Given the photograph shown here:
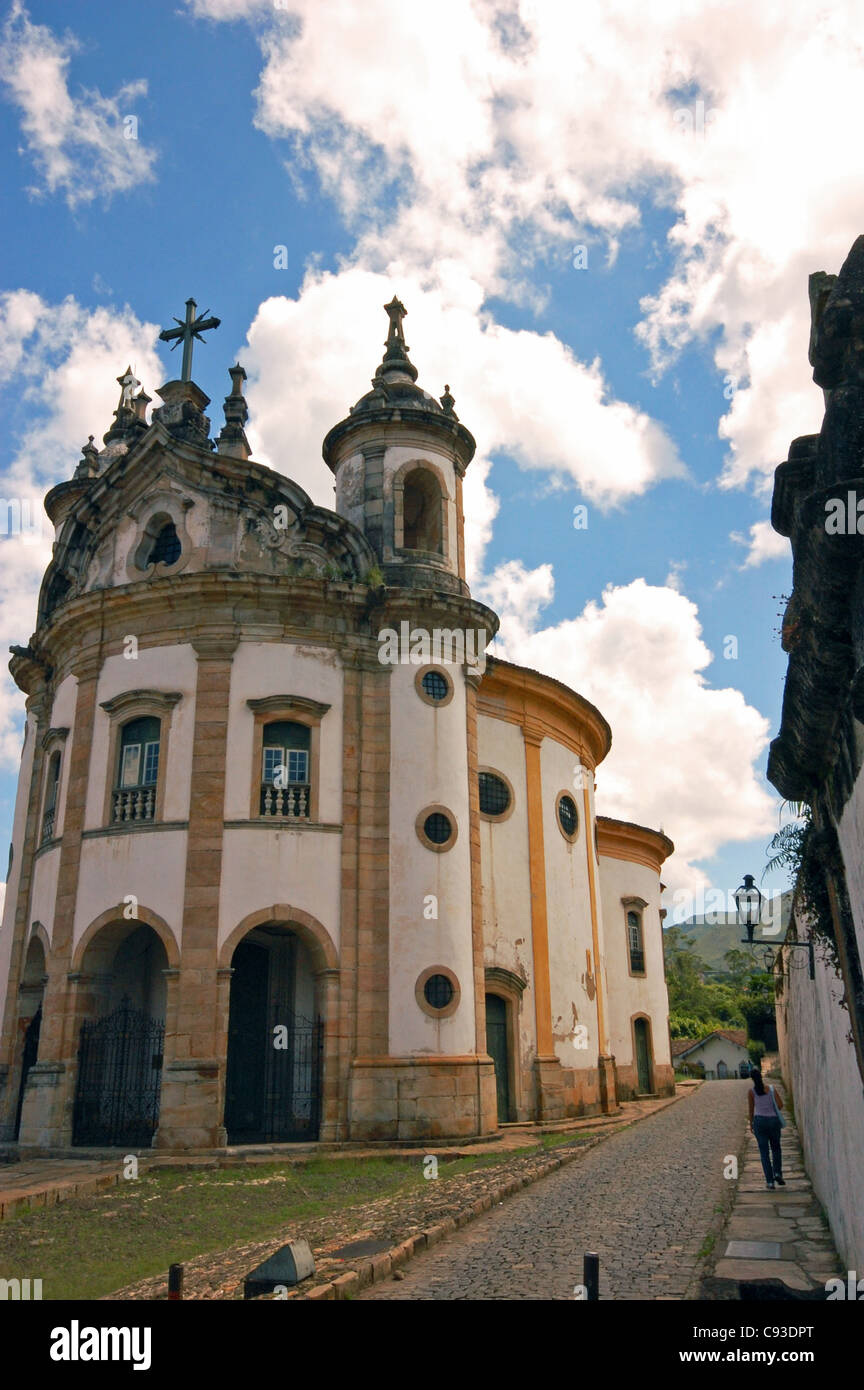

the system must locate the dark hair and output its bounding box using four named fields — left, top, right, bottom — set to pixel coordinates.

left=750, top=1067, right=766, bottom=1096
